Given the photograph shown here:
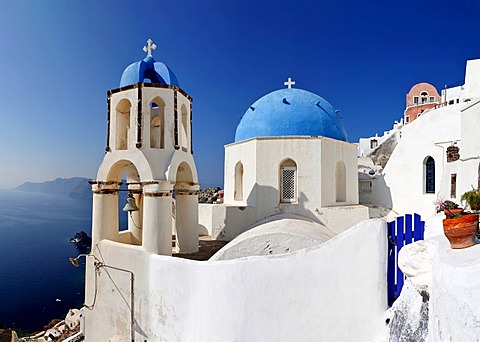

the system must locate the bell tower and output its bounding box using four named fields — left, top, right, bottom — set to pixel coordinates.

left=90, top=39, right=200, bottom=255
